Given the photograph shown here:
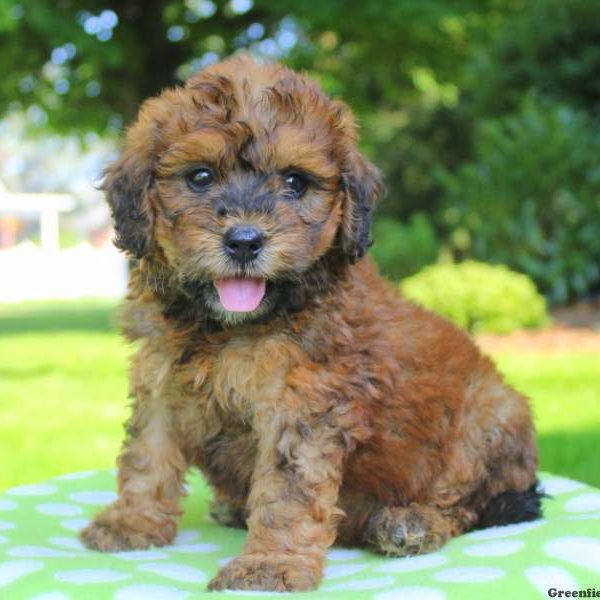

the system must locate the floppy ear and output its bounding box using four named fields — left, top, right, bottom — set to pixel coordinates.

left=340, top=149, right=386, bottom=263
left=102, top=126, right=155, bottom=260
